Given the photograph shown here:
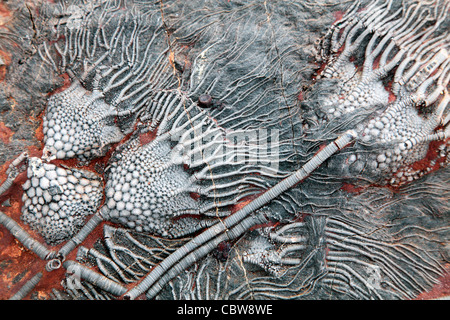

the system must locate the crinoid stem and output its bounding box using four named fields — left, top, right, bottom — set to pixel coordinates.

left=0, top=174, right=15, bottom=196
left=57, top=211, right=105, bottom=259
left=145, top=214, right=266, bottom=299
left=0, top=152, right=28, bottom=196
left=9, top=272, right=43, bottom=300
left=124, top=130, right=357, bottom=300
left=63, top=260, right=127, bottom=297
left=0, top=211, right=54, bottom=260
